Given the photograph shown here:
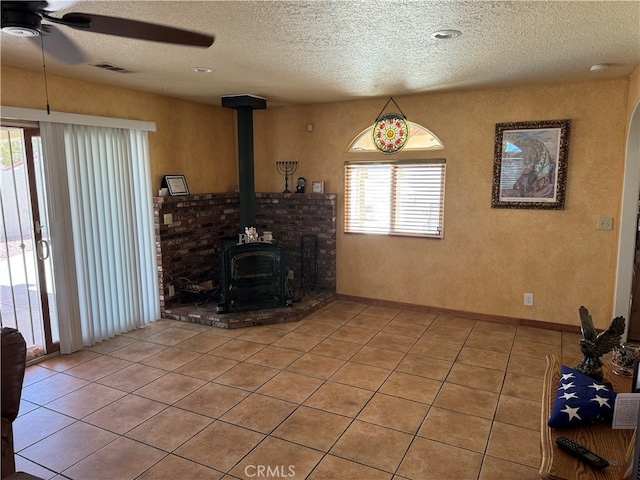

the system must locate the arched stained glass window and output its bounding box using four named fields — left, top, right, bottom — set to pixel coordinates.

left=347, top=121, right=444, bottom=152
